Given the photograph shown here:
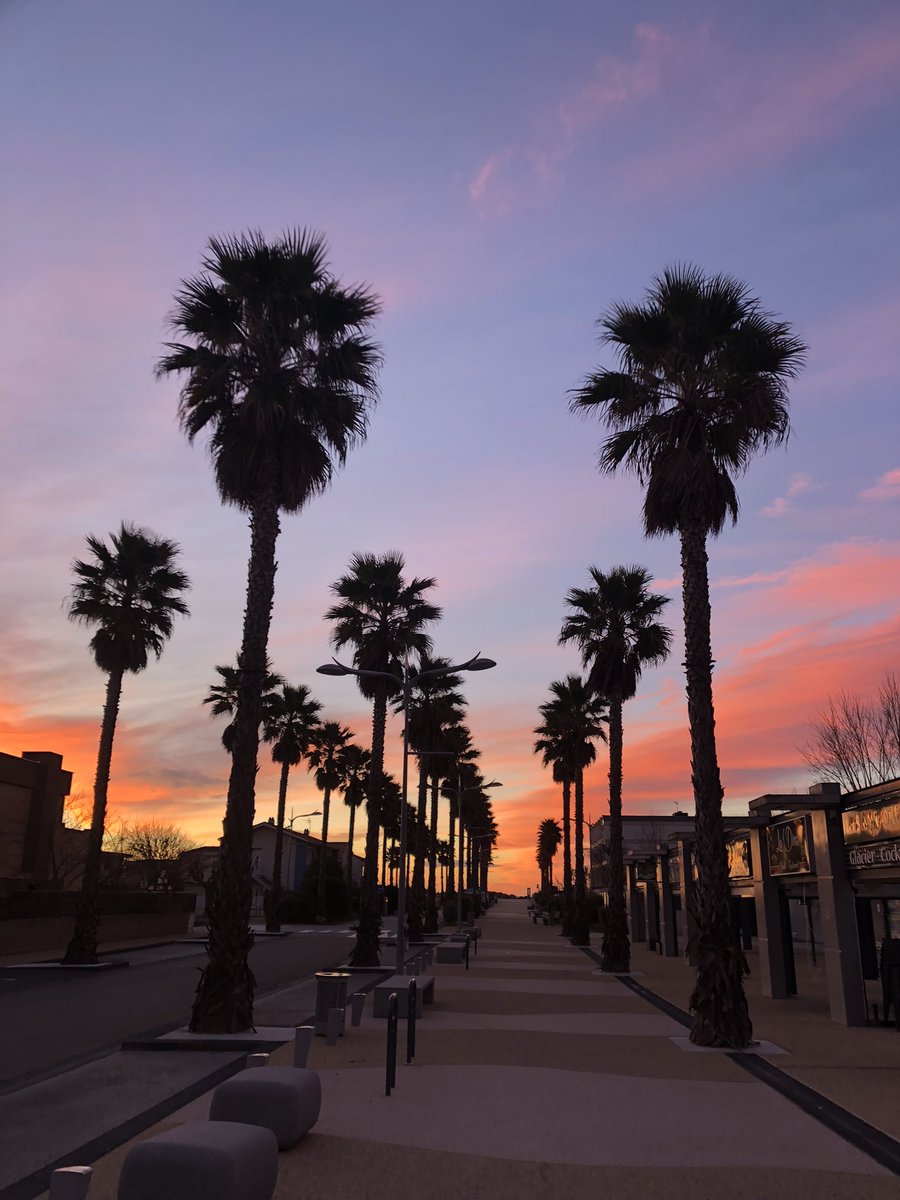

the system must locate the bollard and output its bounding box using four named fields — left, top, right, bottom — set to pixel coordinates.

left=350, top=991, right=366, bottom=1026
left=406, top=979, right=417, bottom=1064
left=385, top=992, right=399, bottom=1096
left=245, top=1052, right=269, bottom=1068
left=49, top=1167, right=92, bottom=1200
left=326, top=1006, right=343, bottom=1045
left=293, top=1024, right=314, bottom=1067
left=465, top=934, right=471, bottom=971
